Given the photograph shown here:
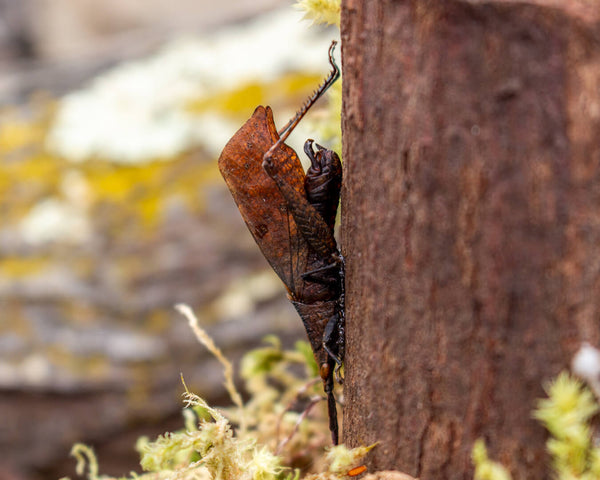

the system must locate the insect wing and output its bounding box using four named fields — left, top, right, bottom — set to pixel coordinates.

left=218, top=106, right=308, bottom=297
